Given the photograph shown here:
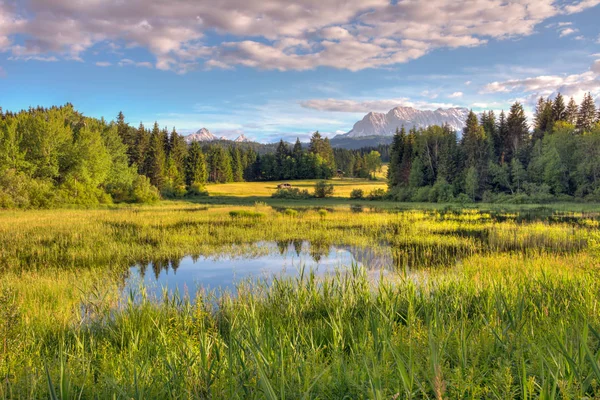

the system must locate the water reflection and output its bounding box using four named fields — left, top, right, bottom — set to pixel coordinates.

left=124, top=241, right=391, bottom=301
